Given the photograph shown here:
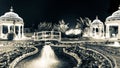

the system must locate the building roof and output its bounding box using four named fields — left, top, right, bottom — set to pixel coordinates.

left=92, top=16, right=103, bottom=25
left=91, top=16, right=104, bottom=28
left=0, top=6, right=23, bottom=22
left=106, top=6, right=120, bottom=21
